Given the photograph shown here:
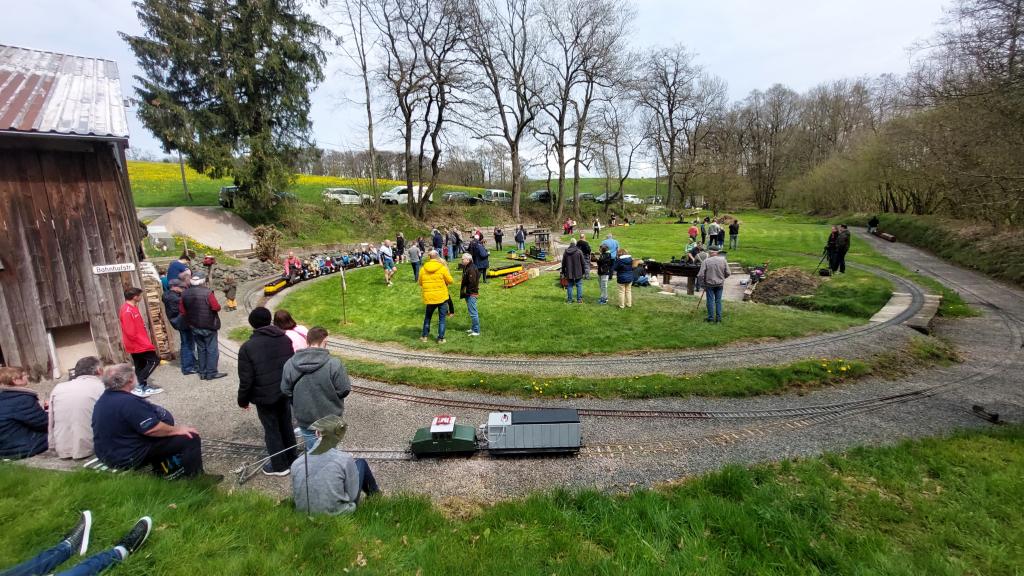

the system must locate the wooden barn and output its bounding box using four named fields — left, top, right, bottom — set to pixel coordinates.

left=0, top=44, right=146, bottom=378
